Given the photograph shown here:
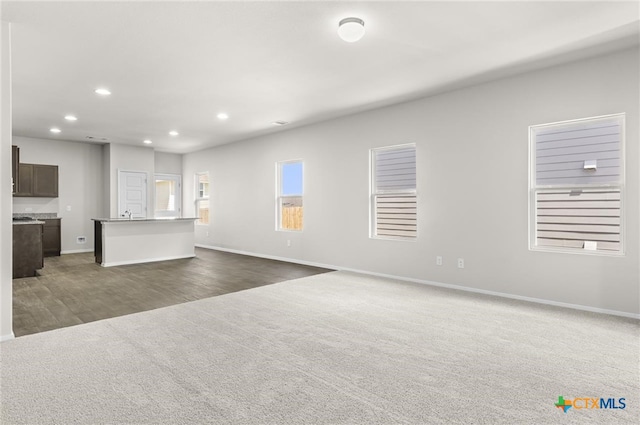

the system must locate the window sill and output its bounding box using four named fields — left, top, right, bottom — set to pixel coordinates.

left=529, top=246, right=624, bottom=257
left=370, top=235, right=417, bottom=242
